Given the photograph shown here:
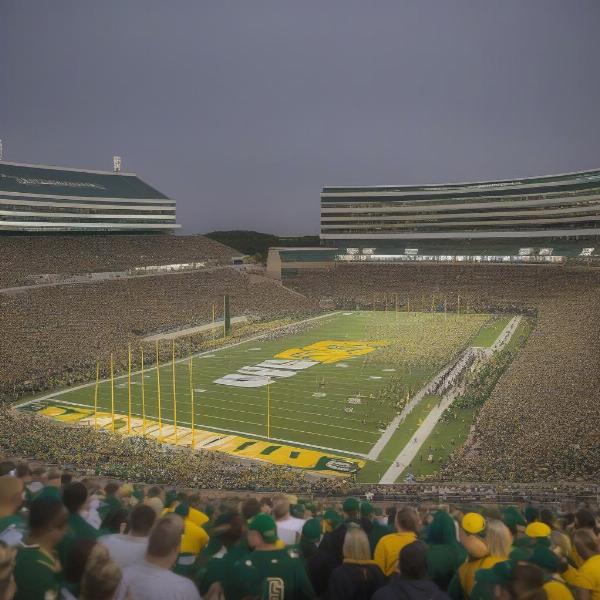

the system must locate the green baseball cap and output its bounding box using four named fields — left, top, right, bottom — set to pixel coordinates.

left=291, top=504, right=306, bottom=519
left=324, top=509, right=342, bottom=528
left=360, top=501, right=374, bottom=516
left=249, top=513, right=278, bottom=543
left=302, top=519, right=322, bottom=542
left=502, top=506, right=527, bottom=529
left=342, top=498, right=360, bottom=513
